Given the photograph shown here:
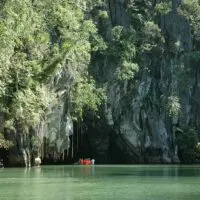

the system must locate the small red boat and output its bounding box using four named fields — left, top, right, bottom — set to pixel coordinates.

left=79, top=159, right=91, bottom=165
